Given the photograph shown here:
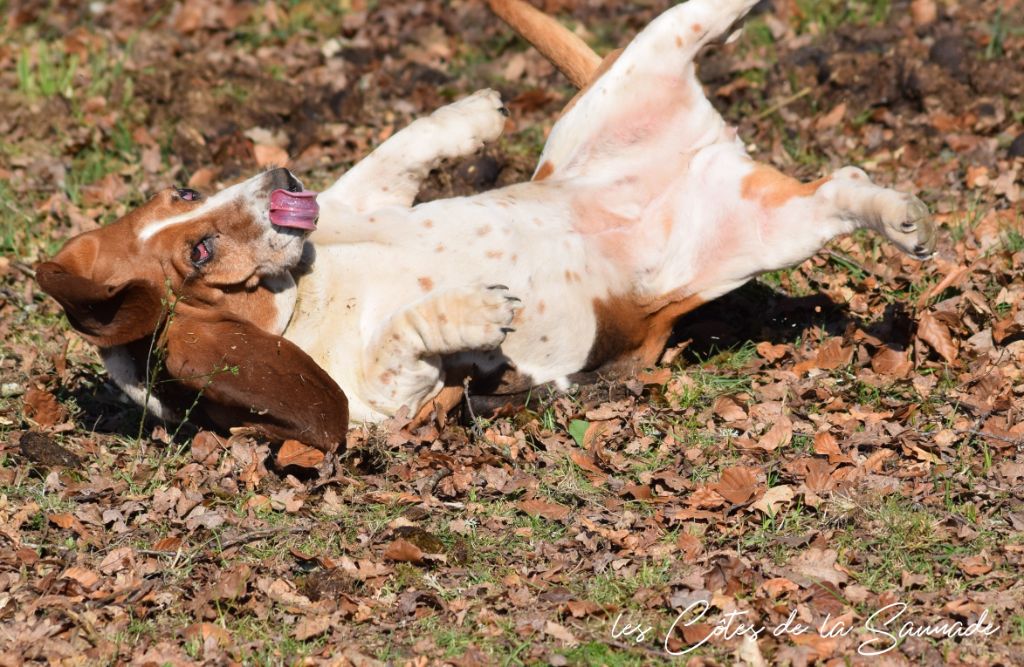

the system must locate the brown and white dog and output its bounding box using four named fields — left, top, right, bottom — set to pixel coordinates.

left=38, top=0, right=935, bottom=451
